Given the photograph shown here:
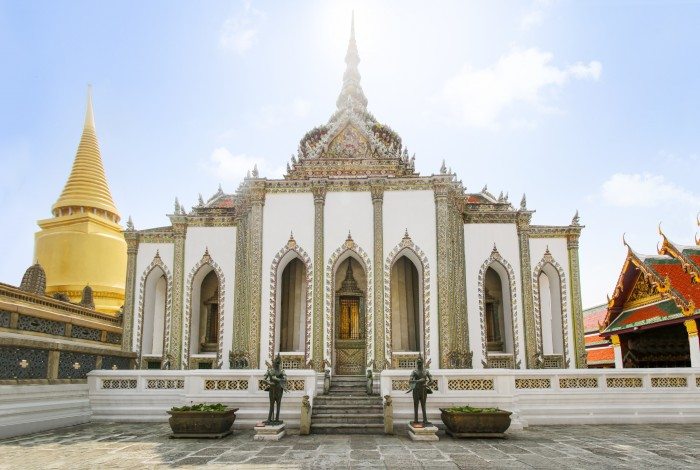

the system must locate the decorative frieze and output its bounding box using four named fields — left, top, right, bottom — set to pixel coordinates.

left=606, top=377, right=642, bottom=388
left=18, top=314, right=65, bottom=336
left=147, top=379, right=184, bottom=389
left=651, top=377, right=687, bottom=388
left=559, top=377, right=597, bottom=389
left=515, top=378, right=551, bottom=389
left=205, top=379, right=248, bottom=390
left=447, top=378, right=494, bottom=391
left=102, top=379, right=137, bottom=389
